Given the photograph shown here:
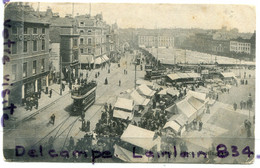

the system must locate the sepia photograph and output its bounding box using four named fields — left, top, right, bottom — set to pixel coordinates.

left=2, top=1, right=256, bottom=164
